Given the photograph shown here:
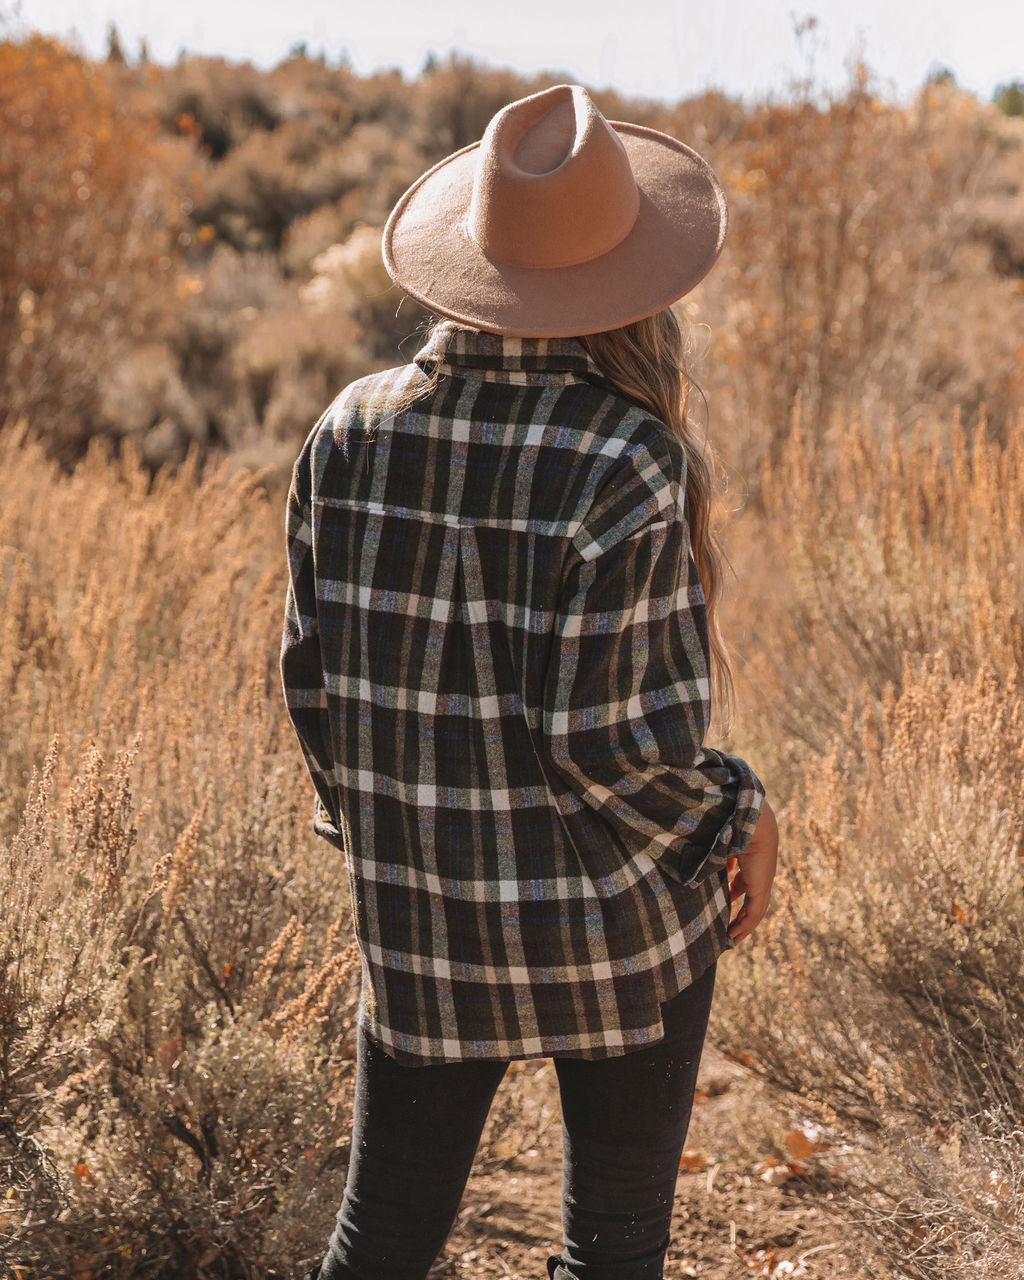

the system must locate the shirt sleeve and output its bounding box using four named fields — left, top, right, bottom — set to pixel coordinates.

left=280, top=431, right=346, bottom=850
left=542, top=425, right=765, bottom=887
